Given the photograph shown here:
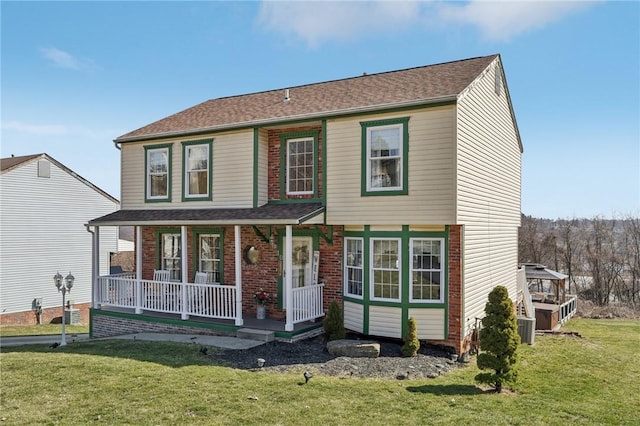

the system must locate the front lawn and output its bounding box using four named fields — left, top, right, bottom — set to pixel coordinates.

left=0, top=324, right=89, bottom=337
left=1, top=318, right=638, bottom=425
